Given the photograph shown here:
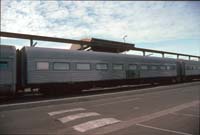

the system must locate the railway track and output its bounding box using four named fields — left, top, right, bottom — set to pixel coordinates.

left=0, top=80, right=199, bottom=105
left=0, top=83, right=156, bottom=105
